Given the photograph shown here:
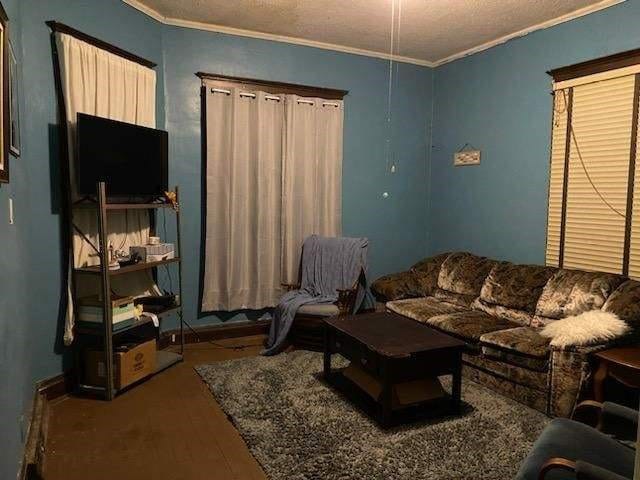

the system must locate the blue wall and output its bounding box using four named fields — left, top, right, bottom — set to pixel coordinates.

left=0, top=0, right=30, bottom=477
left=161, top=26, right=434, bottom=326
left=430, top=0, right=635, bottom=264
left=1, top=1, right=433, bottom=474
left=0, top=0, right=163, bottom=476
left=20, top=0, right=165, bottom=379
